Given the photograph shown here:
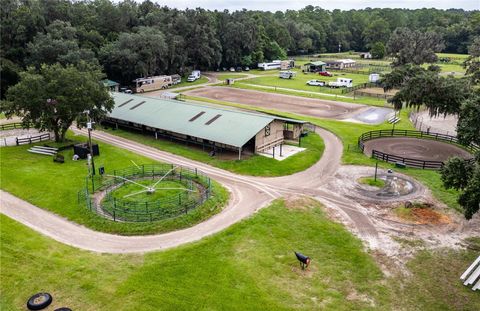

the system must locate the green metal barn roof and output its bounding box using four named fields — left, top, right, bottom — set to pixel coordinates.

left=102, top=79, right=119, bottom=87
left=305, top=61, right=326, bottom=66
left=108, top=93, right=304, bottom=148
